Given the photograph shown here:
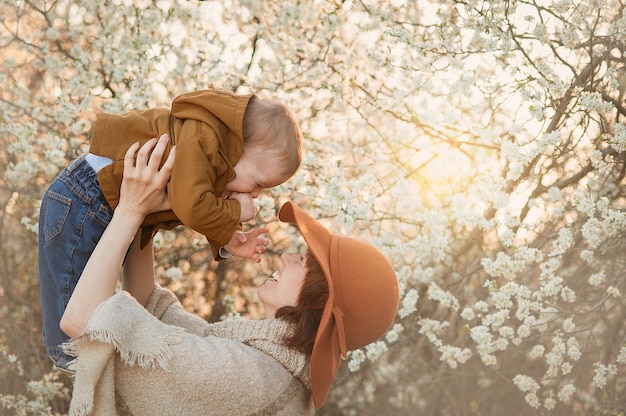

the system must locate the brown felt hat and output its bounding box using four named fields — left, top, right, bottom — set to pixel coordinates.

left=278, top=201, right=399, bottom=408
